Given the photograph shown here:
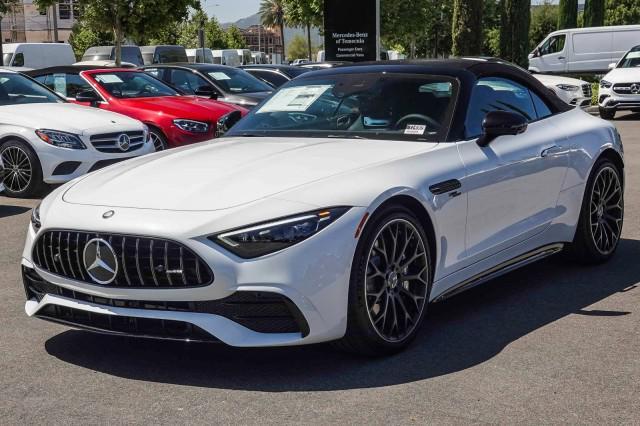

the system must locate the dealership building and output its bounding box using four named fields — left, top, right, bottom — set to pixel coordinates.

left=0, top=0, right=78, bottom=44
